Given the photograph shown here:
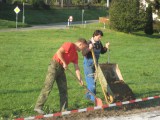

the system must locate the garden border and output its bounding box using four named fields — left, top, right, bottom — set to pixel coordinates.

left=15, top=95, right=160, bottom=120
